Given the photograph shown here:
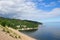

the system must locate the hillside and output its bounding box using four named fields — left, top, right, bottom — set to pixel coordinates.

left=0, top=30, right=20, bottom=40
left=0, top=25, right=36, bottom=40
left=0, top=17, right=42, bottom=30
